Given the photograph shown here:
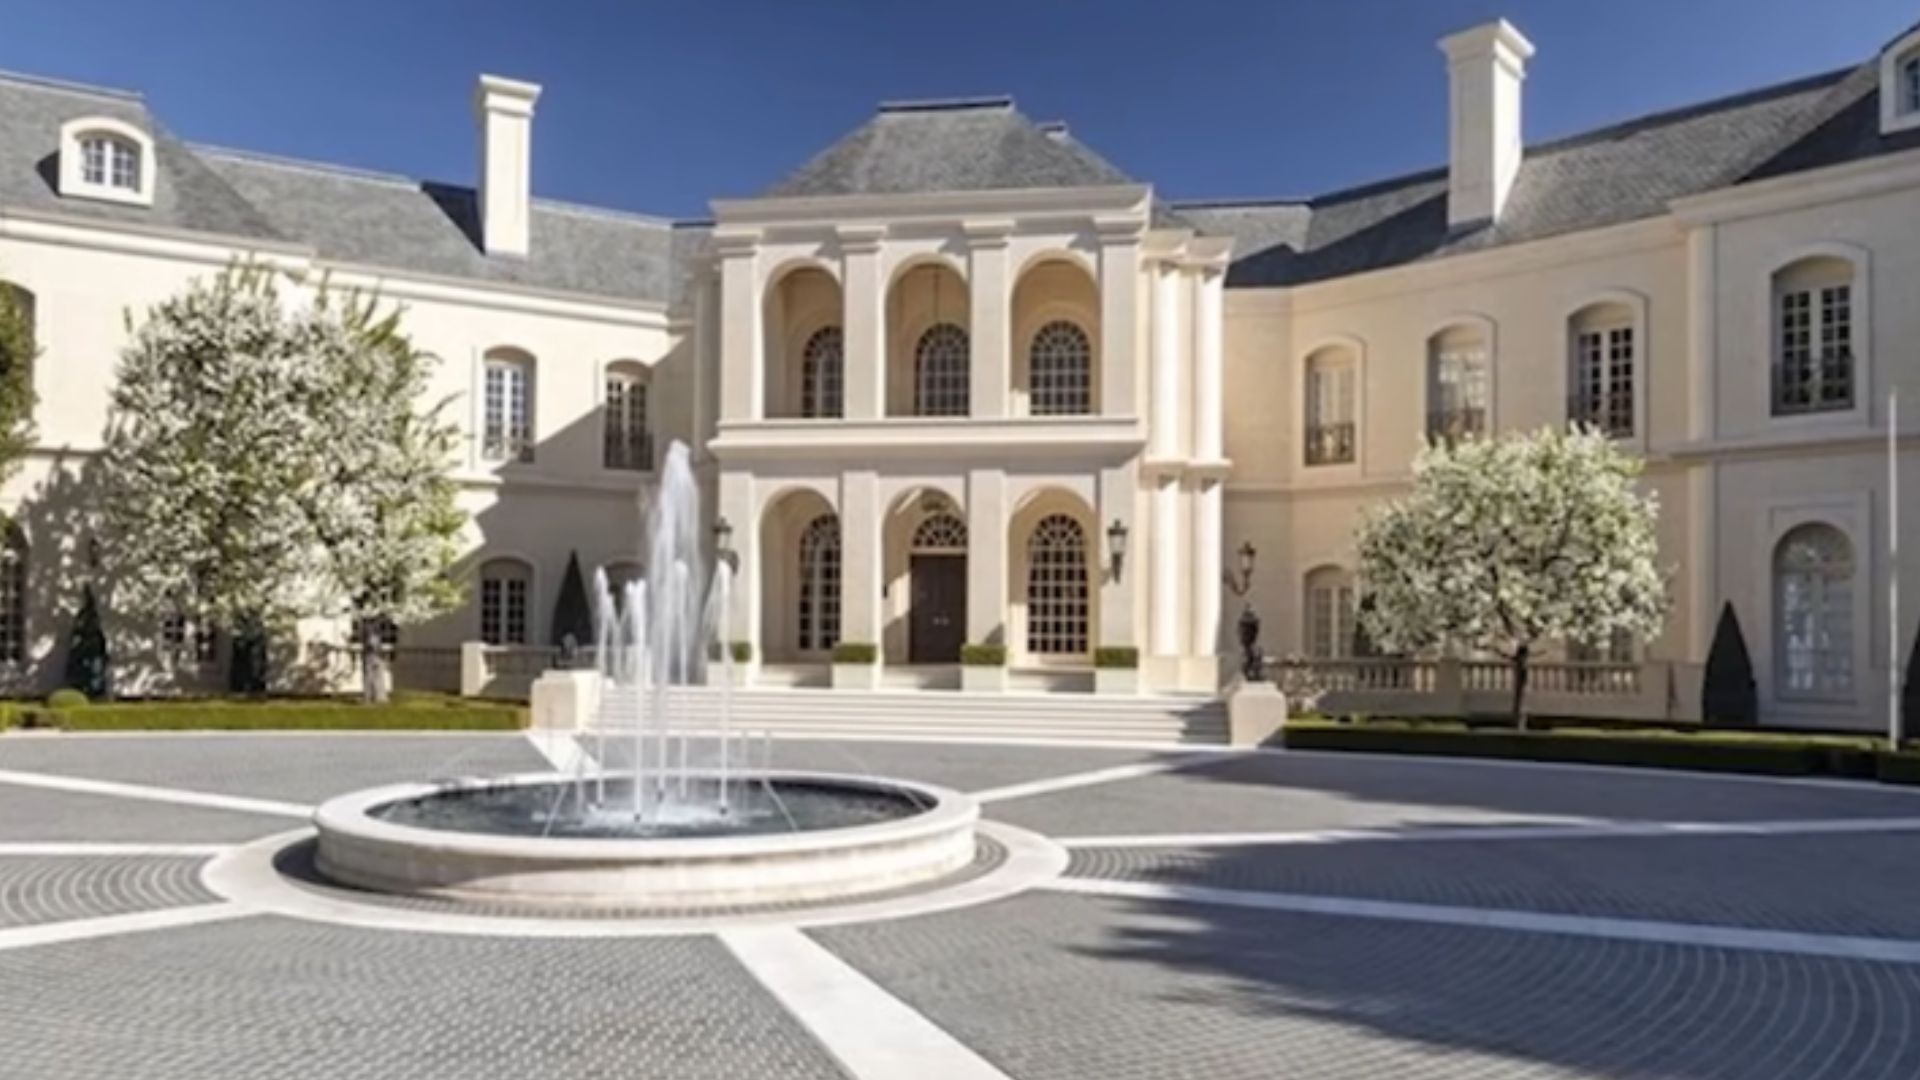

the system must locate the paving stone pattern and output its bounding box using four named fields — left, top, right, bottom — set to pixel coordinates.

left=0, top=783, right=291, bottom=843
left=0, top=915, right=849, bottom=1080
left=0, top=857, right=218, bottom=928
left=815, top=890, right=1920, bottom=1080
